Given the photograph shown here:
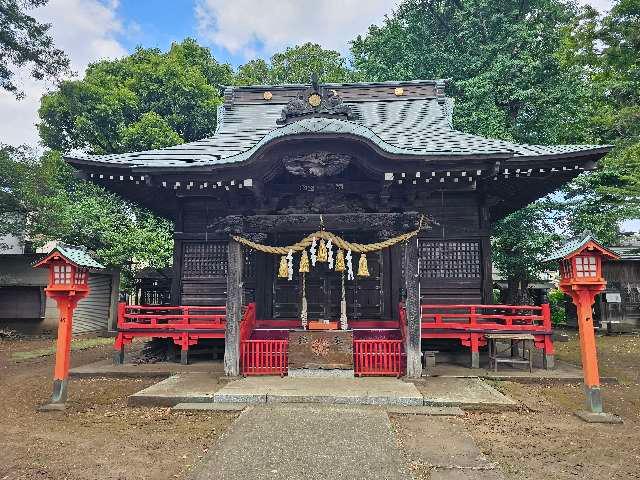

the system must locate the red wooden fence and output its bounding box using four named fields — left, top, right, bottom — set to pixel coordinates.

left=114, top=303, right=226, bottom=363
left=240, top=339, right=288, bottom=376
left=353, top=339, right=404, bottom=377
